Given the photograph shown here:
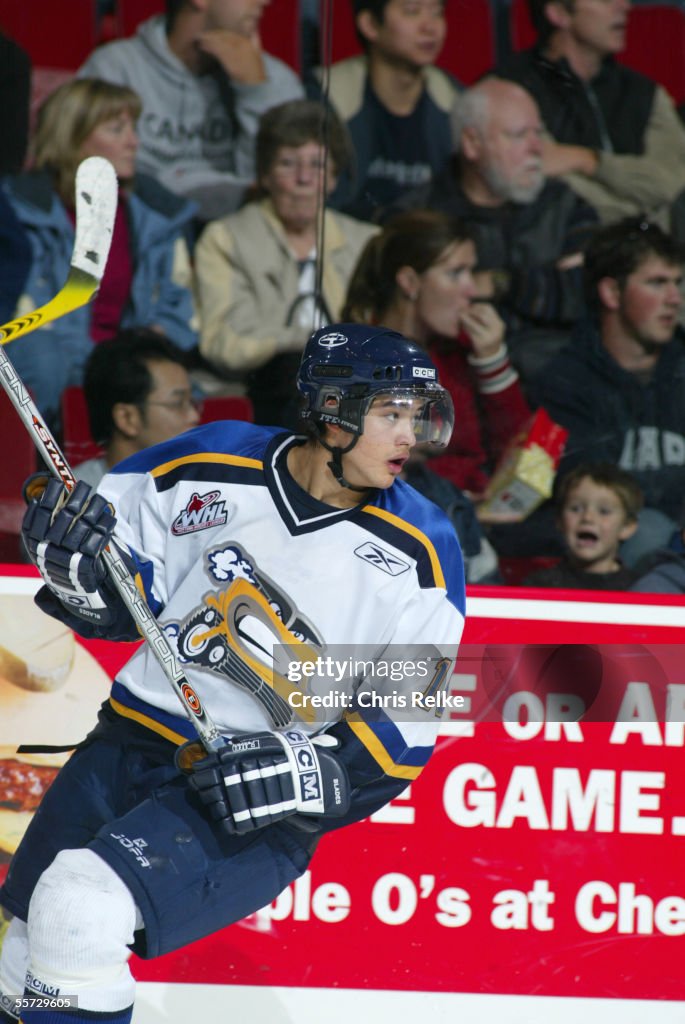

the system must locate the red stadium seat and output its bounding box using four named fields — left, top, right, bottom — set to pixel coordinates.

left=619, top=4, right=685, bottom=104
left=0, top=0, right=97, bottom=69
left=0, top=390, right=36, bottom=561
left=61, top=386, right=104, bottom=468
left=199, top=395, right=254, bottom=425
left=117, top=0, right=165, bottom=36
left=508, top=0, right=535, bottom=52
left=320, top=0, right=495, bottom=84
left=498, top=555, right=561, bottom=587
